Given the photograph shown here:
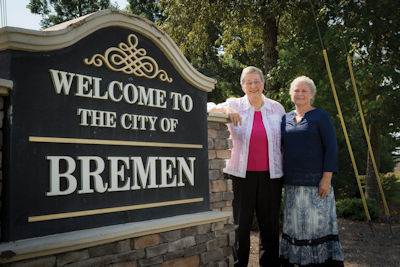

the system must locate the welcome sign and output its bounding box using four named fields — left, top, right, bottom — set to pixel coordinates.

left=0, top=11, right=215, bottom=241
